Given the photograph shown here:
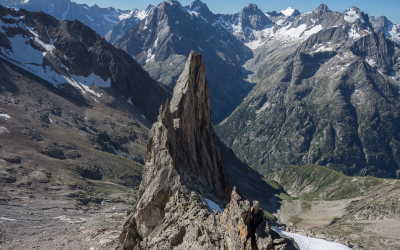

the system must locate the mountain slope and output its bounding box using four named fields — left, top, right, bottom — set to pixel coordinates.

left=370, top=15, right=400, bottom=45
left=0, top=0, right=139, bottom=36
left=215, top=5, right=400, bottom=178
left=104, top=4, right=155, bottom=44
left=0, top=6, right=171, bottom=122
